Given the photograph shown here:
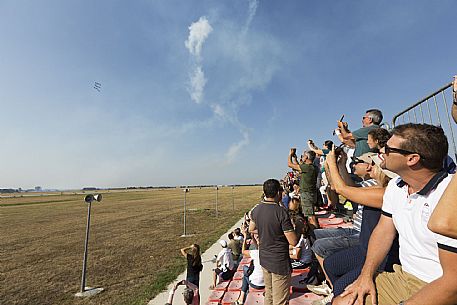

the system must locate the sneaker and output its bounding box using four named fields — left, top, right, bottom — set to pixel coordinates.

left=307, top=281, right=332, bottom=296
left=311, top=292, right=333, bottom=305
